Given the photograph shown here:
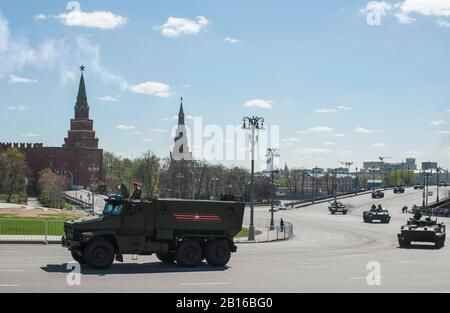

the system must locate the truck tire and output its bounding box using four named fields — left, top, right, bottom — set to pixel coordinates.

left=399, top=238, right=410, bottom=248
left=71, top=250, right=86, bottom=264
left=84, top=238, right=115, bottom=269
left=156, top=252, right=176, bottom=264
left=206, top=240, right=231, bottom=267
left=176, top=240, right=203, bottom=267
